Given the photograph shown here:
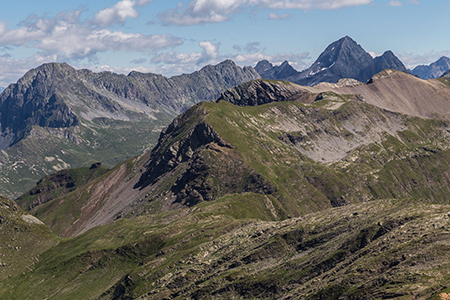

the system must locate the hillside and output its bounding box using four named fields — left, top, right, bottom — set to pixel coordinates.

left=4, top=76, right=450, bottom=298
left=17, top=78, right=450, bottom=238
left=311, top=69, right=450, bottom=119
left=0, top=60, right=259, bottom=199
